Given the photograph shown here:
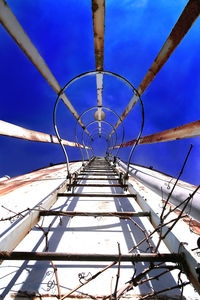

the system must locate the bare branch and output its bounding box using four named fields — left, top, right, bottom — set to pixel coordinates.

left=160, top=144, right=193, bottom=221
left=113, top=243, right=121, bottom=300
left=139, top=281, right=190, bottom=300
left=60, top=261, right=117, bottom=300
left=128, top=217, right=154, bottom=253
